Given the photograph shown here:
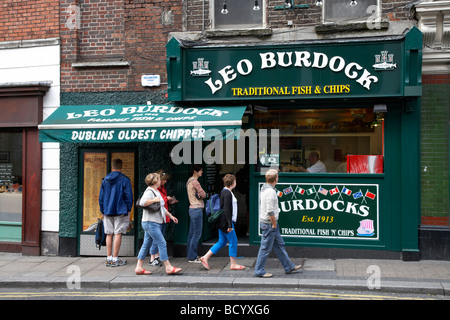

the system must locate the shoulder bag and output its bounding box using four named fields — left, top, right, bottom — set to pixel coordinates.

left=136, top=188, right=161, bottom=213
